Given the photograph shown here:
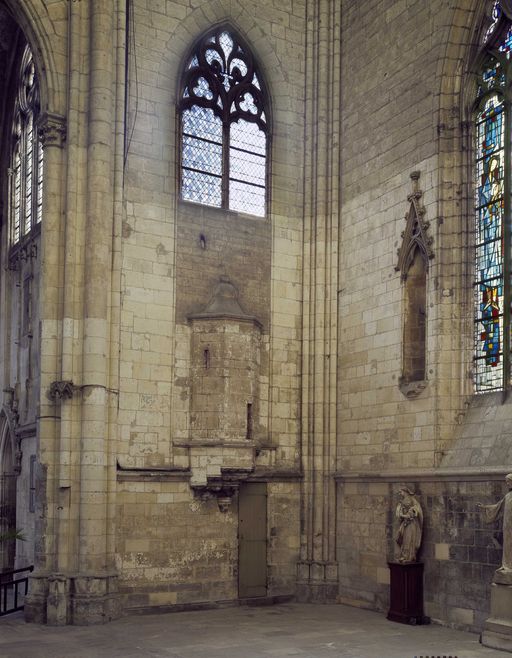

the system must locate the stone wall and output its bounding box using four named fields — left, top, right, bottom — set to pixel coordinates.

left=338, top=476, right=503, bottom=633
left=117, top=476, right=300, bottom=610
left=0, top=0, right=508, bottom=631
left=338, top=0, right=463, bottom=473
left=335, top=0, right=508, bottom=632
left=115, top=0, right=306, bottom=610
